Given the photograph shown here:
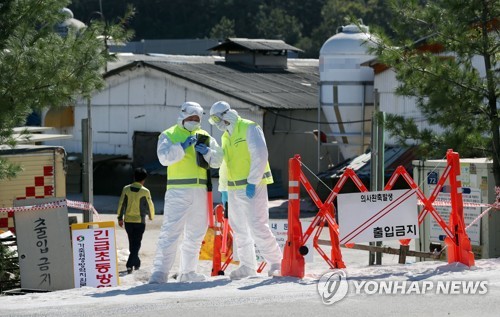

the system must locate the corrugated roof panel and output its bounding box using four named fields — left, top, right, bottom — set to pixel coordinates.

left=318, top=146, right=418, bottom=180
left=145, top=61, right=318, bottom=110
left=209, top=38, right=302, bottom=52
